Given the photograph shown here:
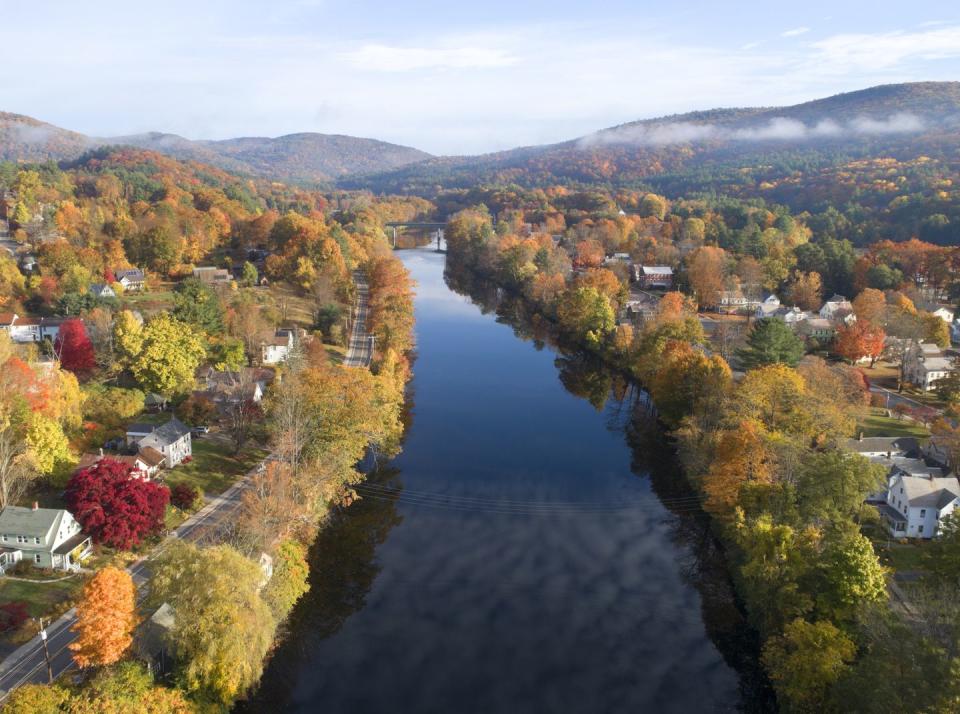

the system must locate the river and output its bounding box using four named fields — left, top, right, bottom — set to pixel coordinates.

left=243, top=247, right=770, bottom=713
